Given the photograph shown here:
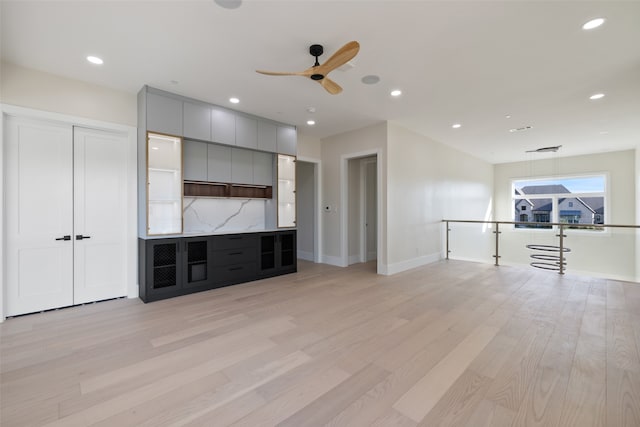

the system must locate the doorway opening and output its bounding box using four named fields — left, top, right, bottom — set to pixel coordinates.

left=346, top=155, right=378, bottom=268
left=296, top=159, right=320, bottom=263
